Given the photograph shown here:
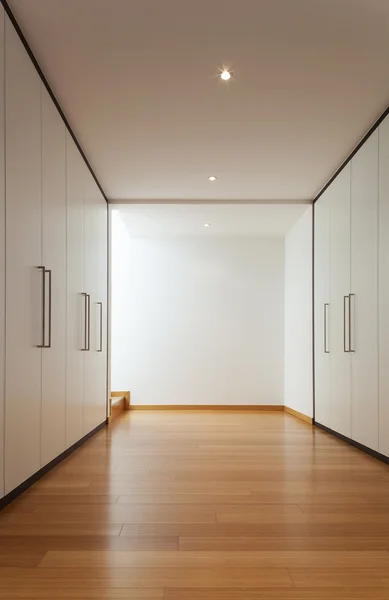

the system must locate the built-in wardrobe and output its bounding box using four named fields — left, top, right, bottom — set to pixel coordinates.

left=0, top=7, right=108, bottom=500
left=314, top=113, right=389, bottom=459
